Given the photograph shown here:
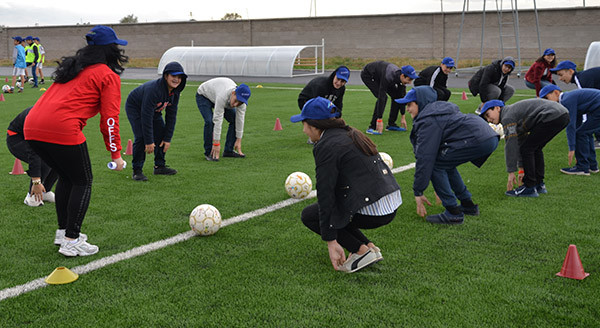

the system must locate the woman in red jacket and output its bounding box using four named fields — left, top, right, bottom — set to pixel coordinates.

left=24, top=26, right=128, bottom=257
left=525, top=48, right=556, bottom=97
